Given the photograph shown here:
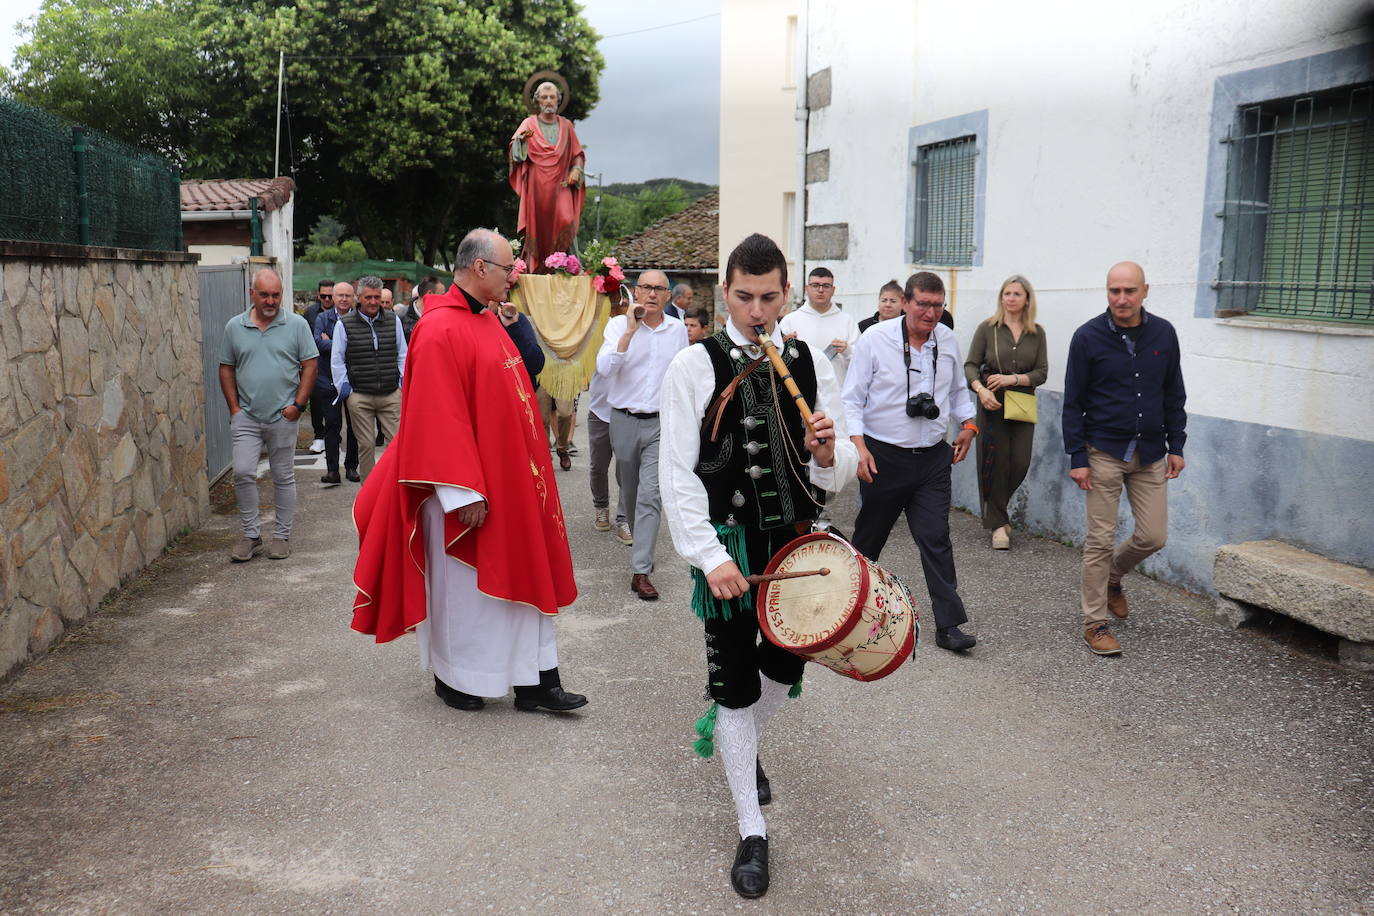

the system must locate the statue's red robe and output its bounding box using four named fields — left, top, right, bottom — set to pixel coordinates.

left=350, top=285, right=576, bottom=643
left=509, top=114, right=586, bottom=268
